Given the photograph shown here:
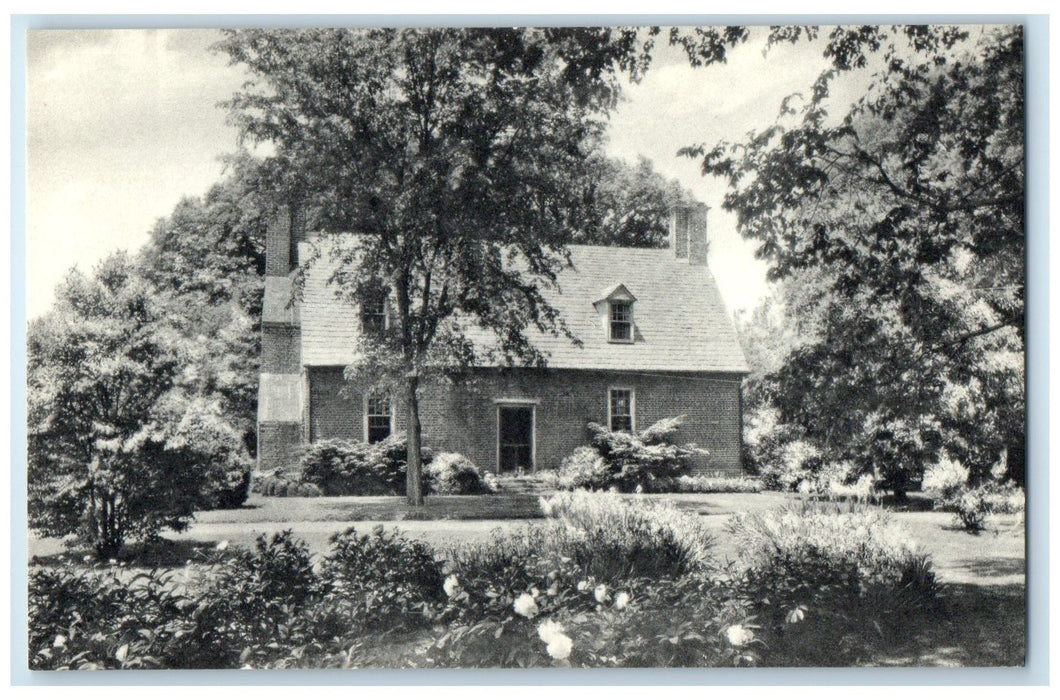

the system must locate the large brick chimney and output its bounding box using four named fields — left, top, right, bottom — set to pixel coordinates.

left=670, top=203, right=709, bottom=265
left=257, top=203, right=306, bottom=473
